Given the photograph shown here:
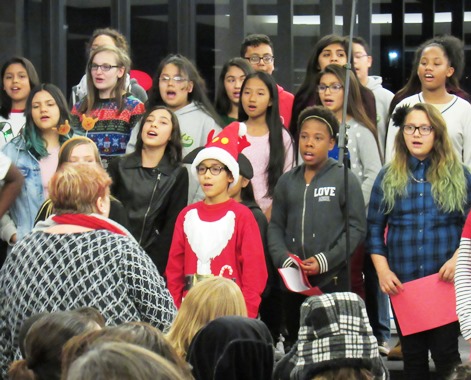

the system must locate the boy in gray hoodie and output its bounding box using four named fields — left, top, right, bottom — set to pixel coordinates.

left=351, top=36, right=394, bottom=159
